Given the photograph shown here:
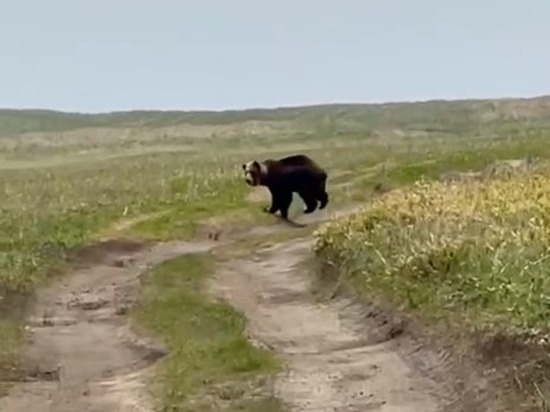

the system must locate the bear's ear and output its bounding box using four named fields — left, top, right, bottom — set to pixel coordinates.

left=242, top=161, right=258, bottom=171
